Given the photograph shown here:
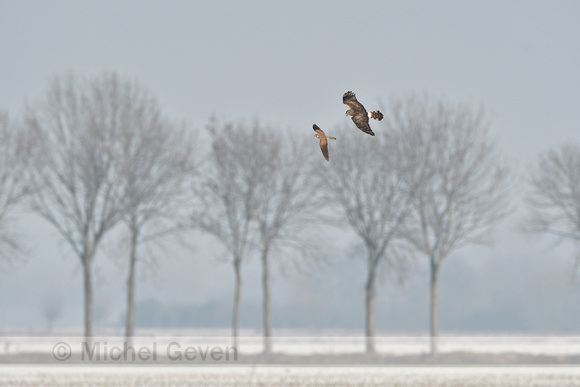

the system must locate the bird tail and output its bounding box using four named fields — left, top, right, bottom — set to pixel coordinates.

left=368, top=110, right=384, bottom=121
left=327, top=136, right=337, bottom=140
